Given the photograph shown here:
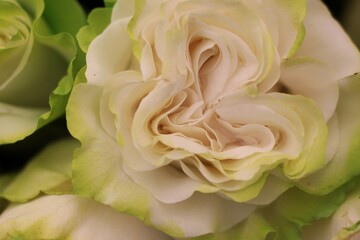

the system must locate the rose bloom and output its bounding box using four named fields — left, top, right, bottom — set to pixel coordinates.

left=68, top=0, right=360, bottom=238
left=0, top=0, right=85, bottom=144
